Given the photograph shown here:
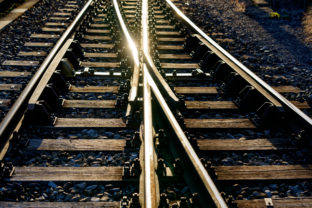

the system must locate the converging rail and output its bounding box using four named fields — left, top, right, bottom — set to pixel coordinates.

left=144, top=0, right=312, bottom=207
left=0, top=0, right=311, bottom=207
